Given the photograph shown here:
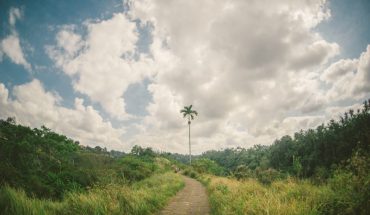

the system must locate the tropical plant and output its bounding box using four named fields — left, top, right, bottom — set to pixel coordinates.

left=180, top=105, right=198, bottom=164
